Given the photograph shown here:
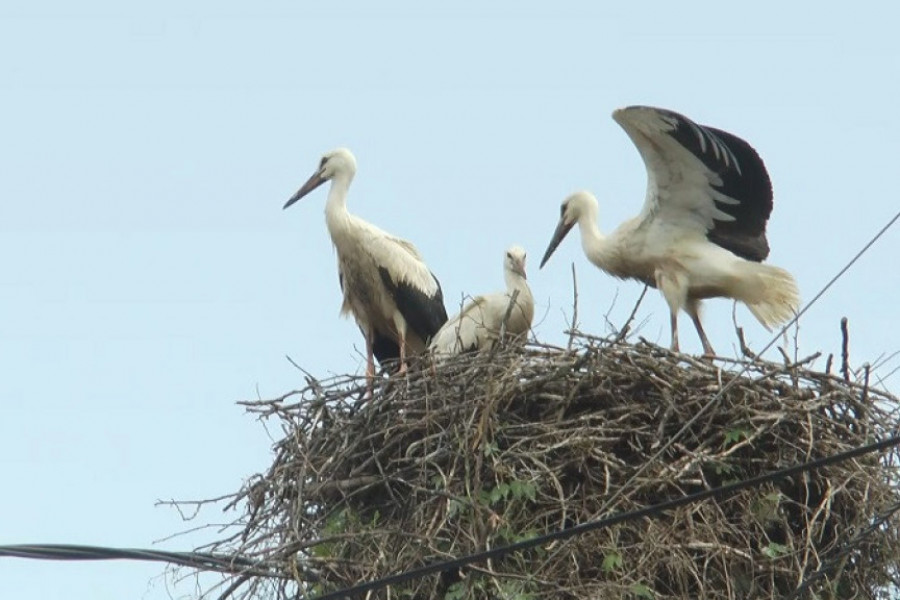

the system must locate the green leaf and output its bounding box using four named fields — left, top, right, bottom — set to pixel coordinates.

left=509, top=480, right=537, bottom=502
left=444, top=581, right=466, bottom=600
left=753, top=492, right=783, bottom=522
left=448, top=498, right=466, bottom=519
left=714, top=461, right=734, bottom=476
left=764, top=491, right=782, bottom=505
left=763, top=542, right=789, bottom=558
left=629, top=583, right=655, bottom=599
left=323, top=508, right=349, bottom=534
left=310, top=540, right=333, bottom=558
left=482, top=441, right=499, bottom=457
left=723, top=427, right=751, bottom=446
left=601, top=550, right=623, bottom=572
left=488, top=482, right=510, bottom=505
